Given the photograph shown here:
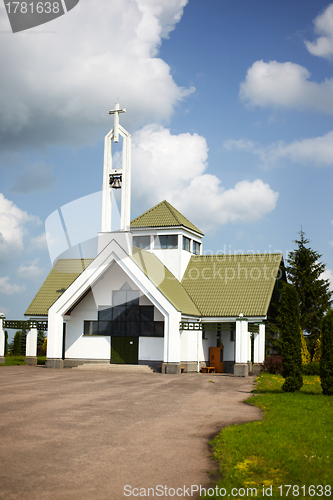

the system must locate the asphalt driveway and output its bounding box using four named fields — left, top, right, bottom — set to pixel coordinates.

left=0, top=366, right=261, bottom=500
